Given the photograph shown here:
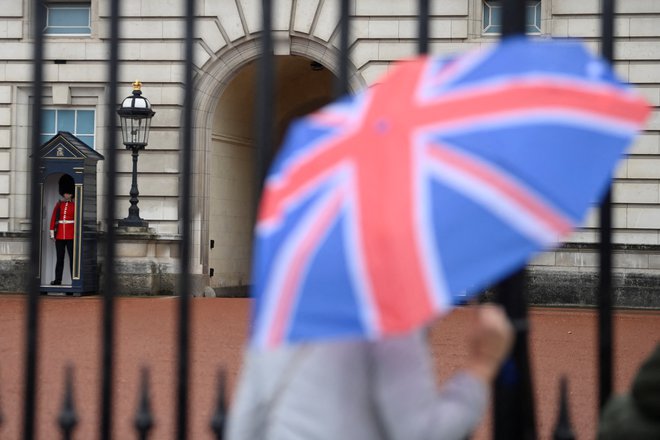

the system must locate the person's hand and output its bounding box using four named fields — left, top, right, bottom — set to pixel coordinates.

left=466, top=304, right=514, bottom=384
left=49, top=230, right=55, bottom=240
